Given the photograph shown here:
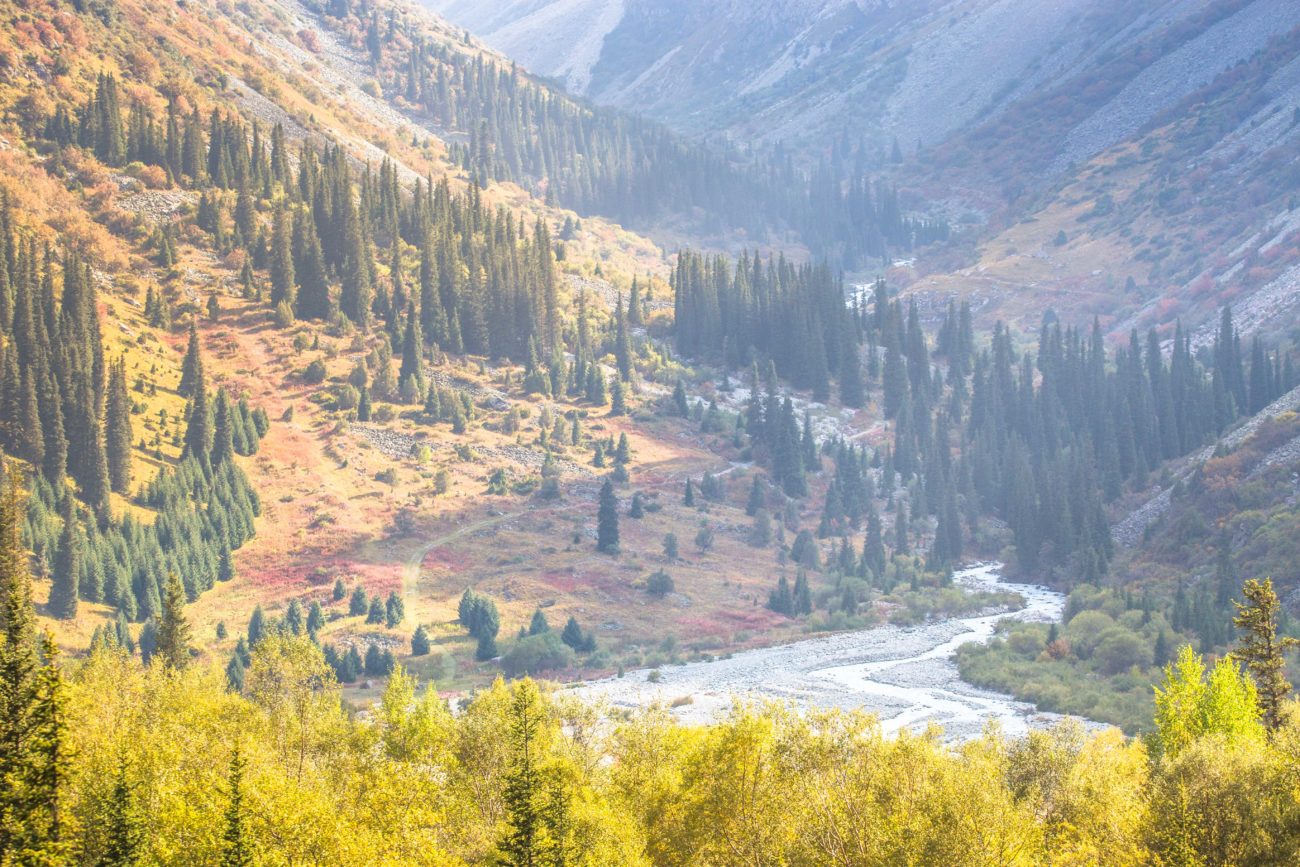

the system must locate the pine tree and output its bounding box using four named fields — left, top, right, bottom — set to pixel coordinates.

left=48, top=499, right=80, bottom=620
left=596, top=479, right=619, bottom=554
left=307, top=601, right=325, bottom=637
left=178, top=323, right=202, bottom=398
left=105, top=358, right=132, bottom=494
left=247, top=605, right=266, bottom=646
left=609, top=379, right=626, bottom=416
left=839, top=323, right=865, bottom=408
left=476, top=631, right=498, bottom=662
left=1232, top=577, right=1300, bottom=731
left=211, top=389, right=235, bottom=468
left=293, top=215, right=331, bottom=321
left=99, top=754, right=144, bottom=865
left=0, top=466, right=67, bottom=857
left=411, top=625, right=430, bottom=656
left=672, top=380, right=689, bottom=417
left=894, top=501, right=909, bottom=556
left=768, top=575, right=794, bottom=616
left=183, top=342, right=212, bottom=470
left=155, top=572, right=191, bottom=670
left=497, top=679, right=553, bottom=866
left=220, top=748, right=253, bottom=867
left=269, top=204, right=295, bottom=306
left=560, top=616, right=584, bottom=652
